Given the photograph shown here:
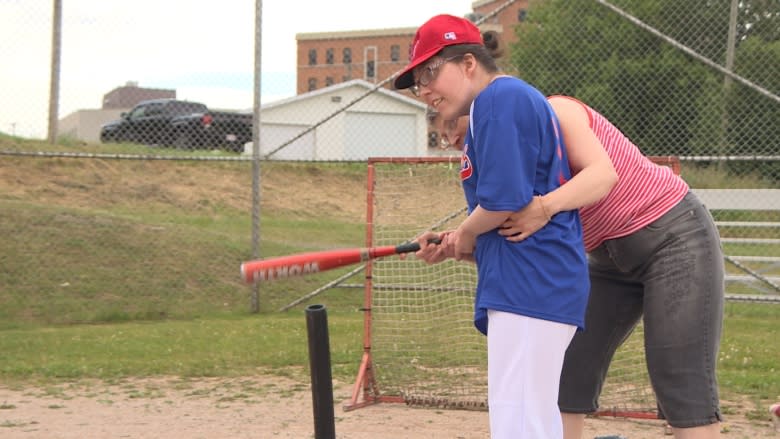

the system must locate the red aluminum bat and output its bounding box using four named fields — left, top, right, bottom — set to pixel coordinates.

left=241, top=239, right=439, bottom=283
